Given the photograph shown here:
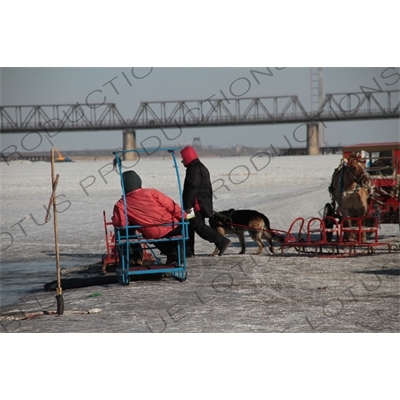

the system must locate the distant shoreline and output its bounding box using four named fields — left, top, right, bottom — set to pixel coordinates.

left=1, top=145, right=343, bottom=163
